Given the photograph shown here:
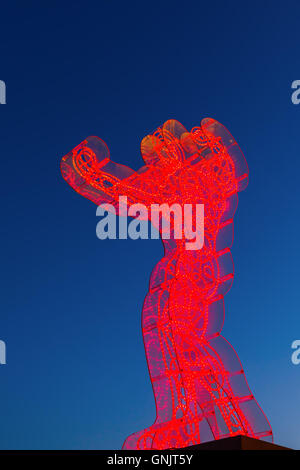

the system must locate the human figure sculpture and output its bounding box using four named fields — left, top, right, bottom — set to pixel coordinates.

left=61, top=118, right=272, bottom=449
